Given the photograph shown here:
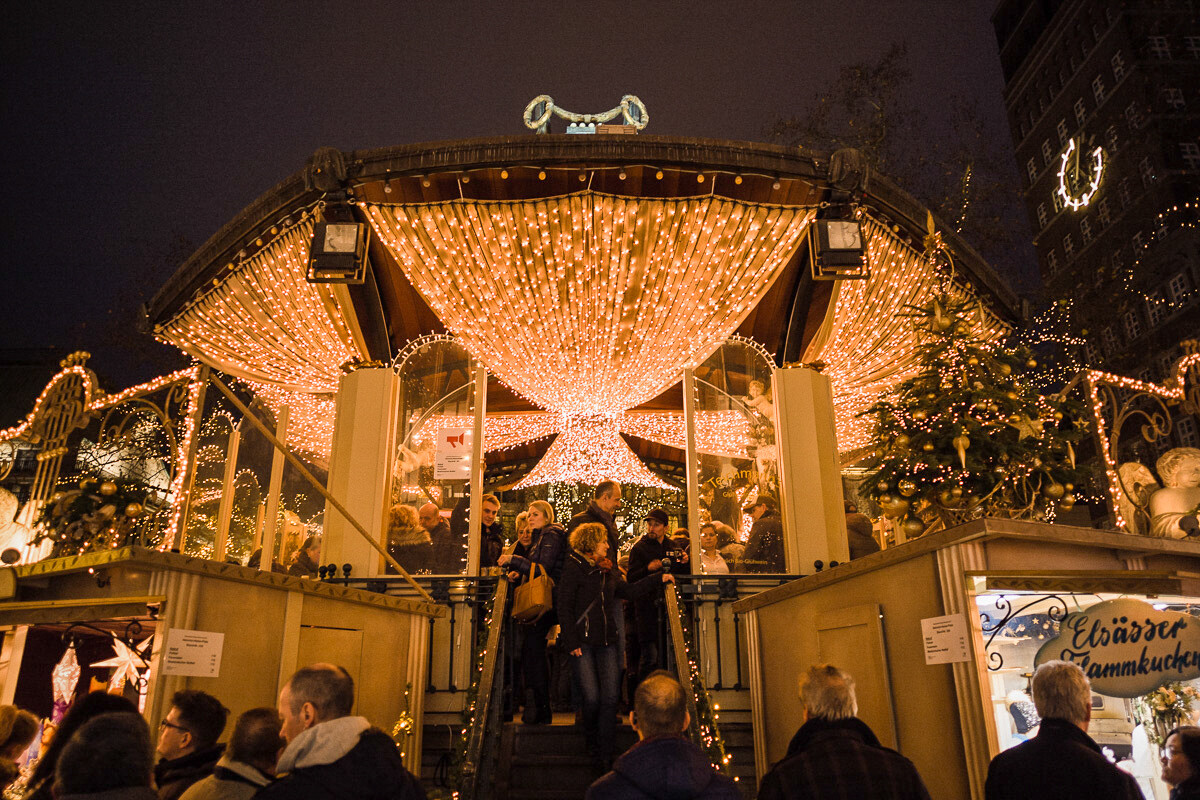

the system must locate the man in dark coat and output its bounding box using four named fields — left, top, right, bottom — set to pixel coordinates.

left=568, top=480, right=624, bottom=570
left=626, top=508, right=687, bottom=685
left=586, top=671, right=738, bottom=800
left=257, top=663, right=424, bottom=800
left=758, top=664, right=930, bottom=800
left=984, top=660, right=1141, bottom=800
left=450, top=493, right=504, bottom=570
left=154, top=690, right=228, bottom=800
left=418, top=502, right=458, bottom=573
left=741, top=495, right=785, bottom=573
